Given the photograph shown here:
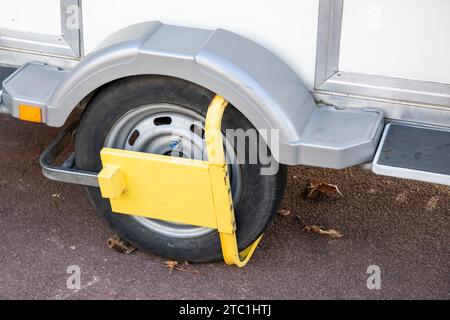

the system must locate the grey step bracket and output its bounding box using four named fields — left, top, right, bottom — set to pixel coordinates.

left=1, top=62, right=68, bottom=119
left=294, top=106, right=384, bottom=169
